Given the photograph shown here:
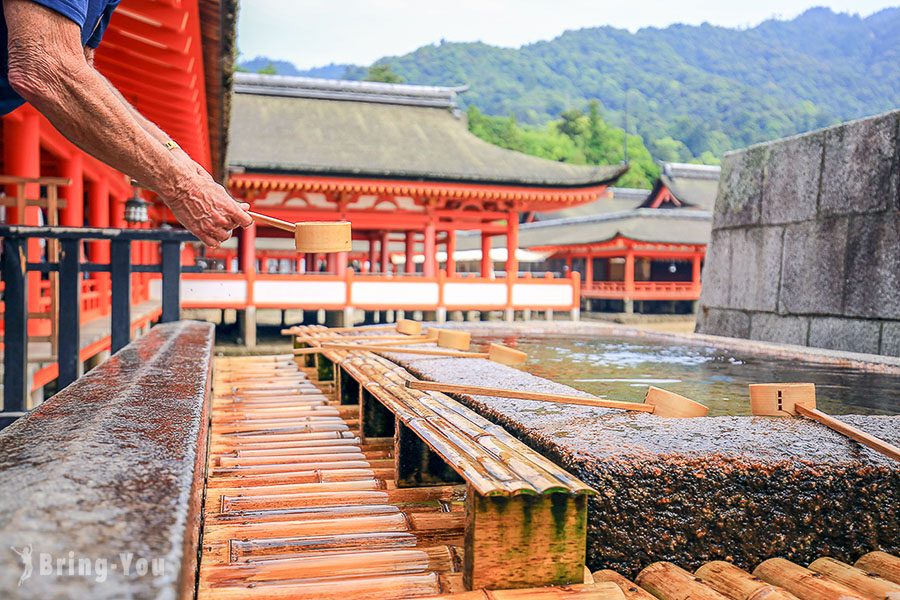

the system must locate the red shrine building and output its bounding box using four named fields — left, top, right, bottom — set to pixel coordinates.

left=457, top=163, right=717, bottom=314
left=182, top=73, right=626, bottom=343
